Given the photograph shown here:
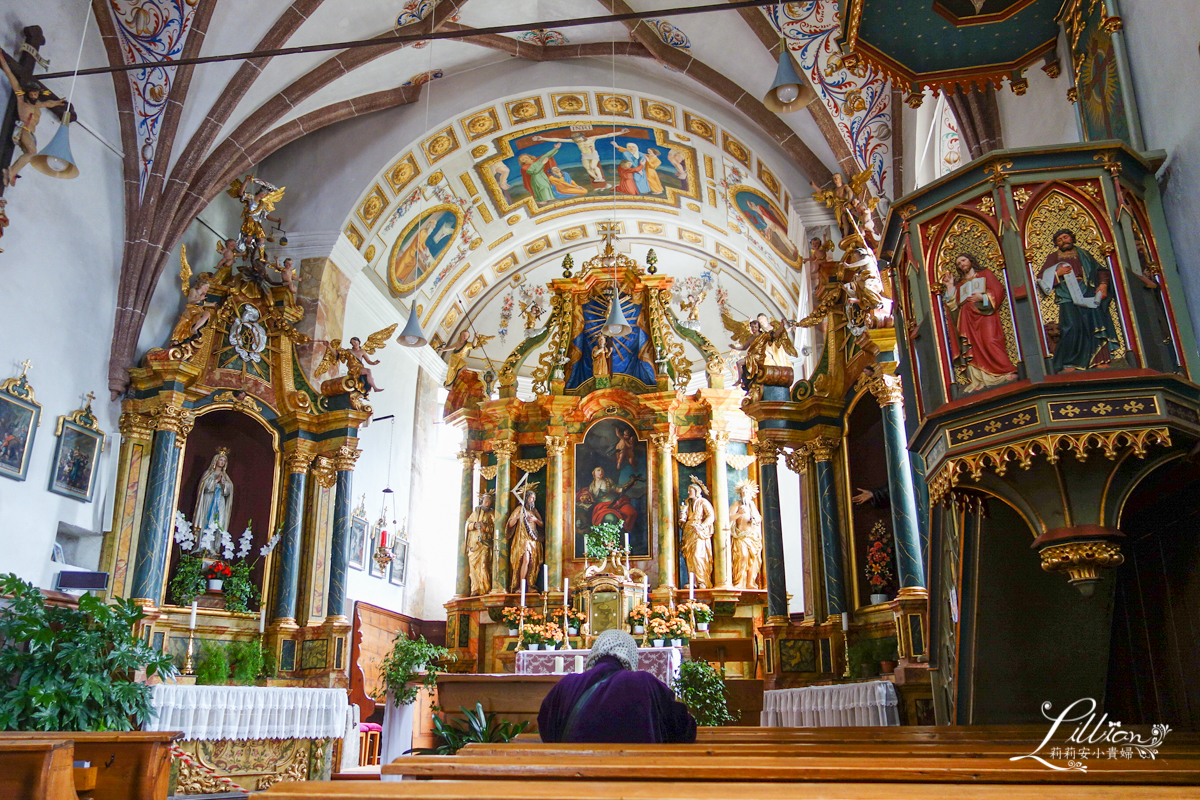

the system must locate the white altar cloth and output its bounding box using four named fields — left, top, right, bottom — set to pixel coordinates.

left=761, top=680, right=899, bottom=727
left=516, top=646, right=683, bottom=686
left=145, top=684, right=350, bottom=741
